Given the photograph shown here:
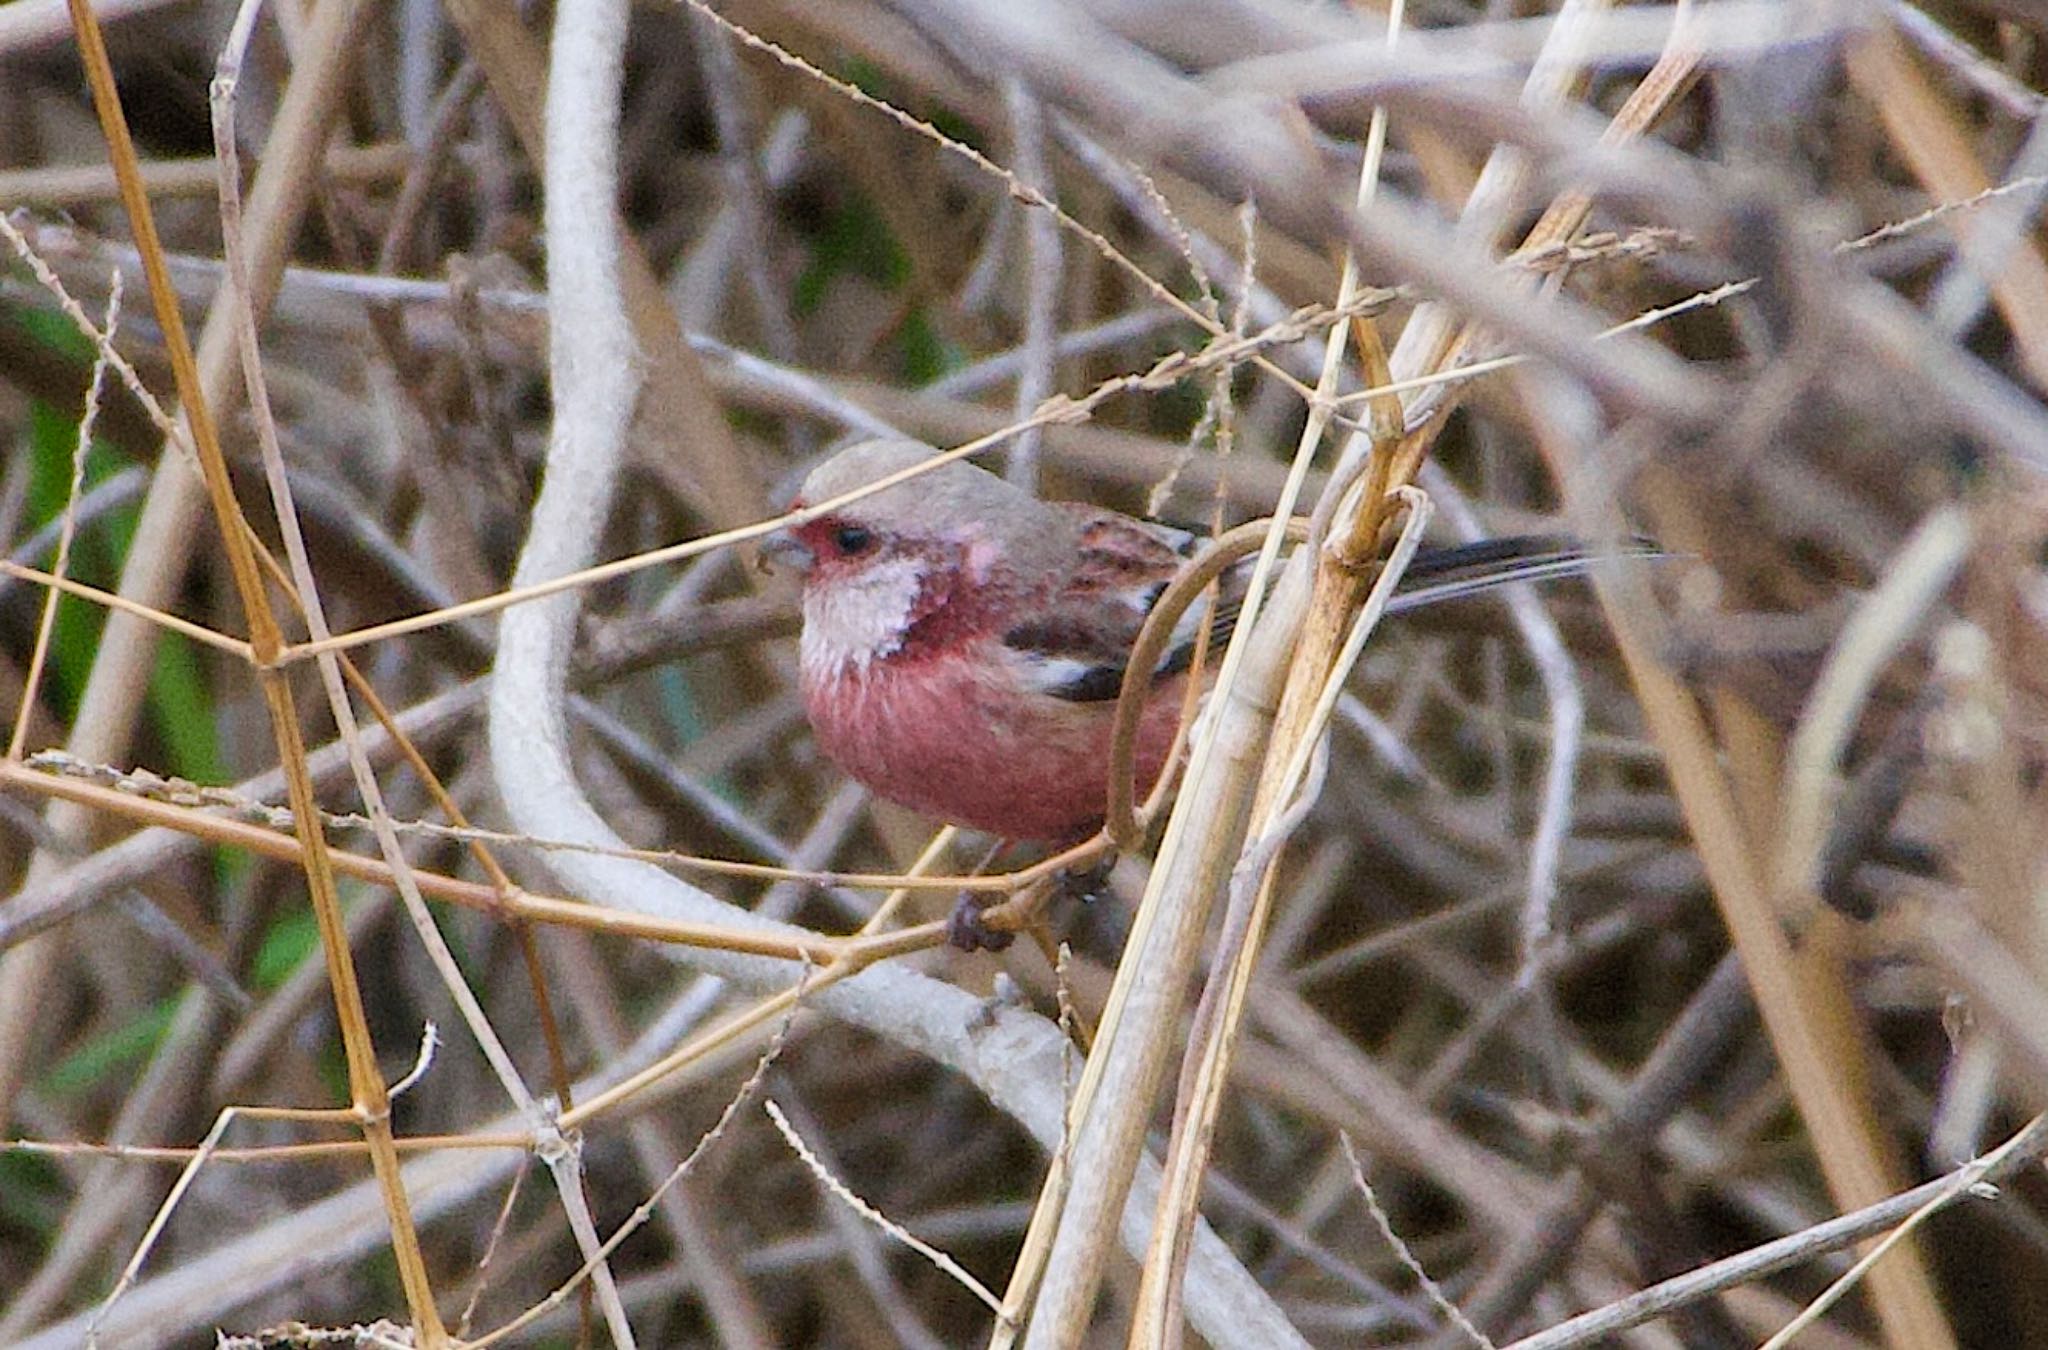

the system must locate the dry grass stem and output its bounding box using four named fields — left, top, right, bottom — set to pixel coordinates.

left=766, top=1097, right=1010, bottom=1322
left=9, top=273, right=119, bottom=762
left=1339, top=1132, right=1495, bottom=1350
